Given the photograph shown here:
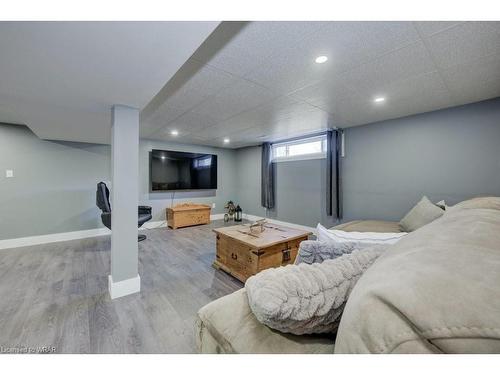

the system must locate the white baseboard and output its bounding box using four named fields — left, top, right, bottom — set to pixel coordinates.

left=211, top=213, right=225, bottom=220
left=0, top=227, right=111, bottom=250
left=0, top=214, right=314, bottom=251
left=108, top=274, right=141, bottom=299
